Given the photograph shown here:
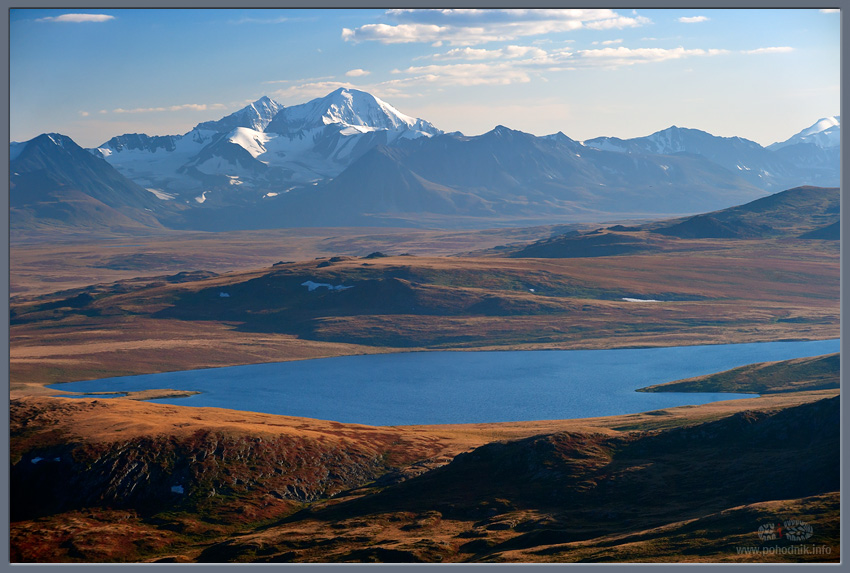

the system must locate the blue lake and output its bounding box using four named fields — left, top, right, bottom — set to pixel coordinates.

left=49, top=339, right=839, bottom=426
